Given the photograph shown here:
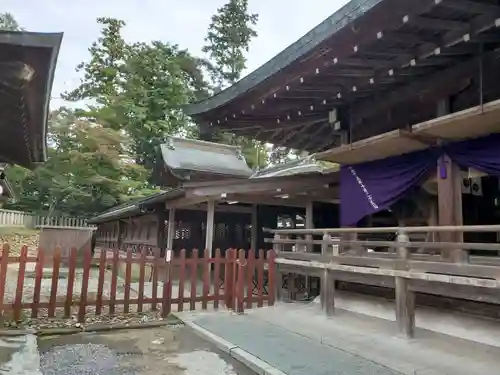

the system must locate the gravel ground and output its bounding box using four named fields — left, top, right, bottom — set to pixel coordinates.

left=36, top=325, right=256, bottom=375
left=2, top=262, right=144, bottom=329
